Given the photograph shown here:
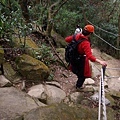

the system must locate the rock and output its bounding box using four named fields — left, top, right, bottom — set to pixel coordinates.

left=101, top=52, right=113, bottom=60
left=69, top=92, right=84, bottom=104
left=109, top=90, right=120, bottom=98
left=0, top=75, right=12, bottom=87
left=15, top=54, right=50, bottom=81
left=105, top=93, right=115, bottom=106
left=51, top=30, right=67, bottom=47
left=84, top=78, right=95, bottom=85
left=104, top=81, right=108, bottom=88
left=13, top=37, right=40, bottom=58
left=107, top=77, right=120, bottom=92
left=3, top=62, right=22, bottom=83
left=46, top=81, right=61, bottom=88
left=90, top=62, right=101, bottom=78
left=90, top=92, right=110, bottom=105
left=0, top=87, right=45, bottom=120
left=77, top=86, right=94, bottom=92
left=28, top=84, right=47, bottom=102
left=46, top=85, right=66, bottom=105
left=28, top=84, right=66, bottom=105
left=23, top=103, right=98, bottom=120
